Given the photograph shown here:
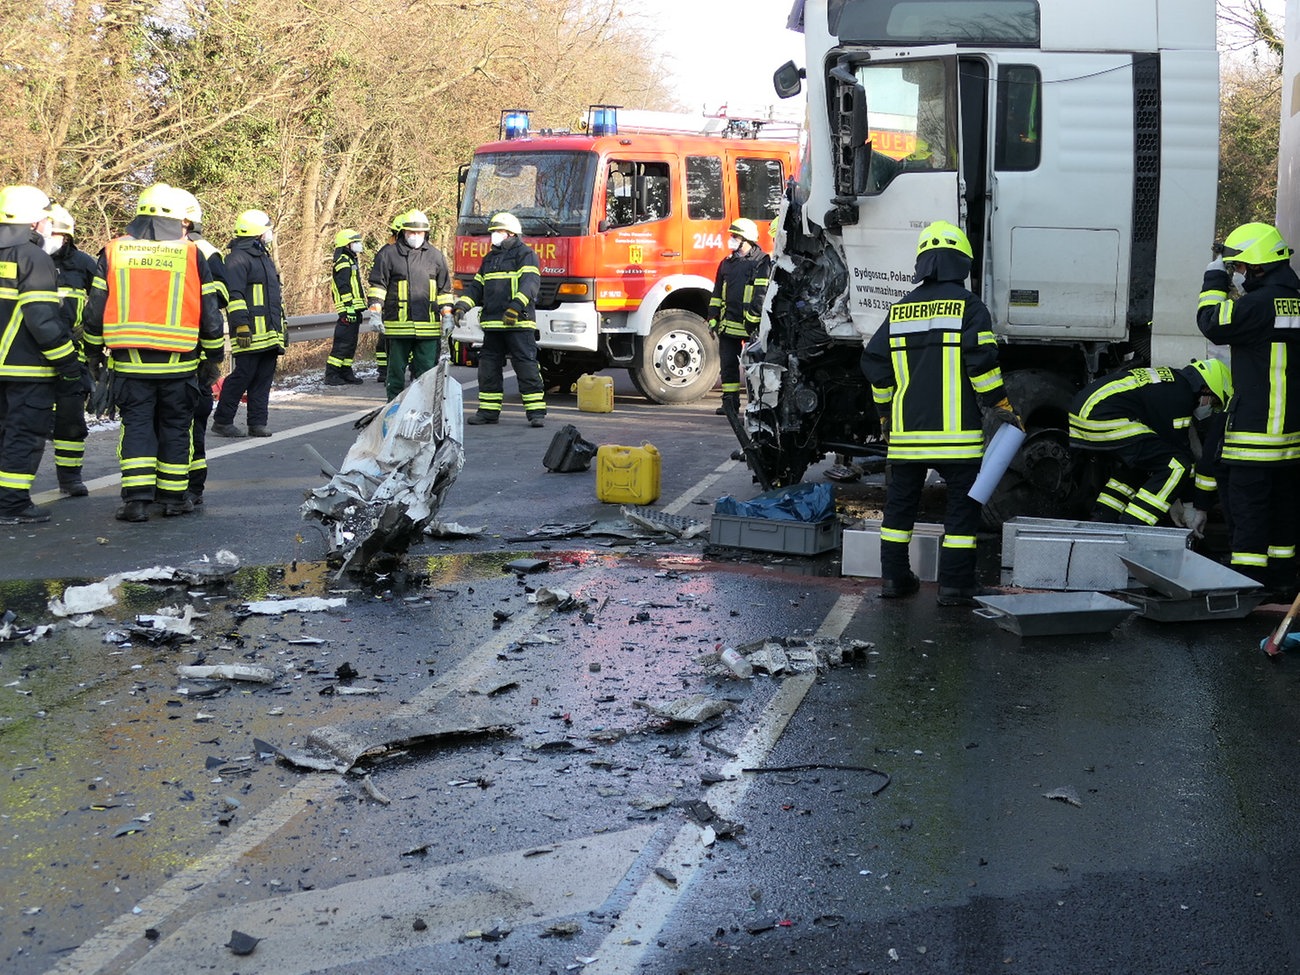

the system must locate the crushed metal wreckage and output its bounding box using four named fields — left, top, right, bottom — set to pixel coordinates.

left=301, top=360, right=464, bottom=574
